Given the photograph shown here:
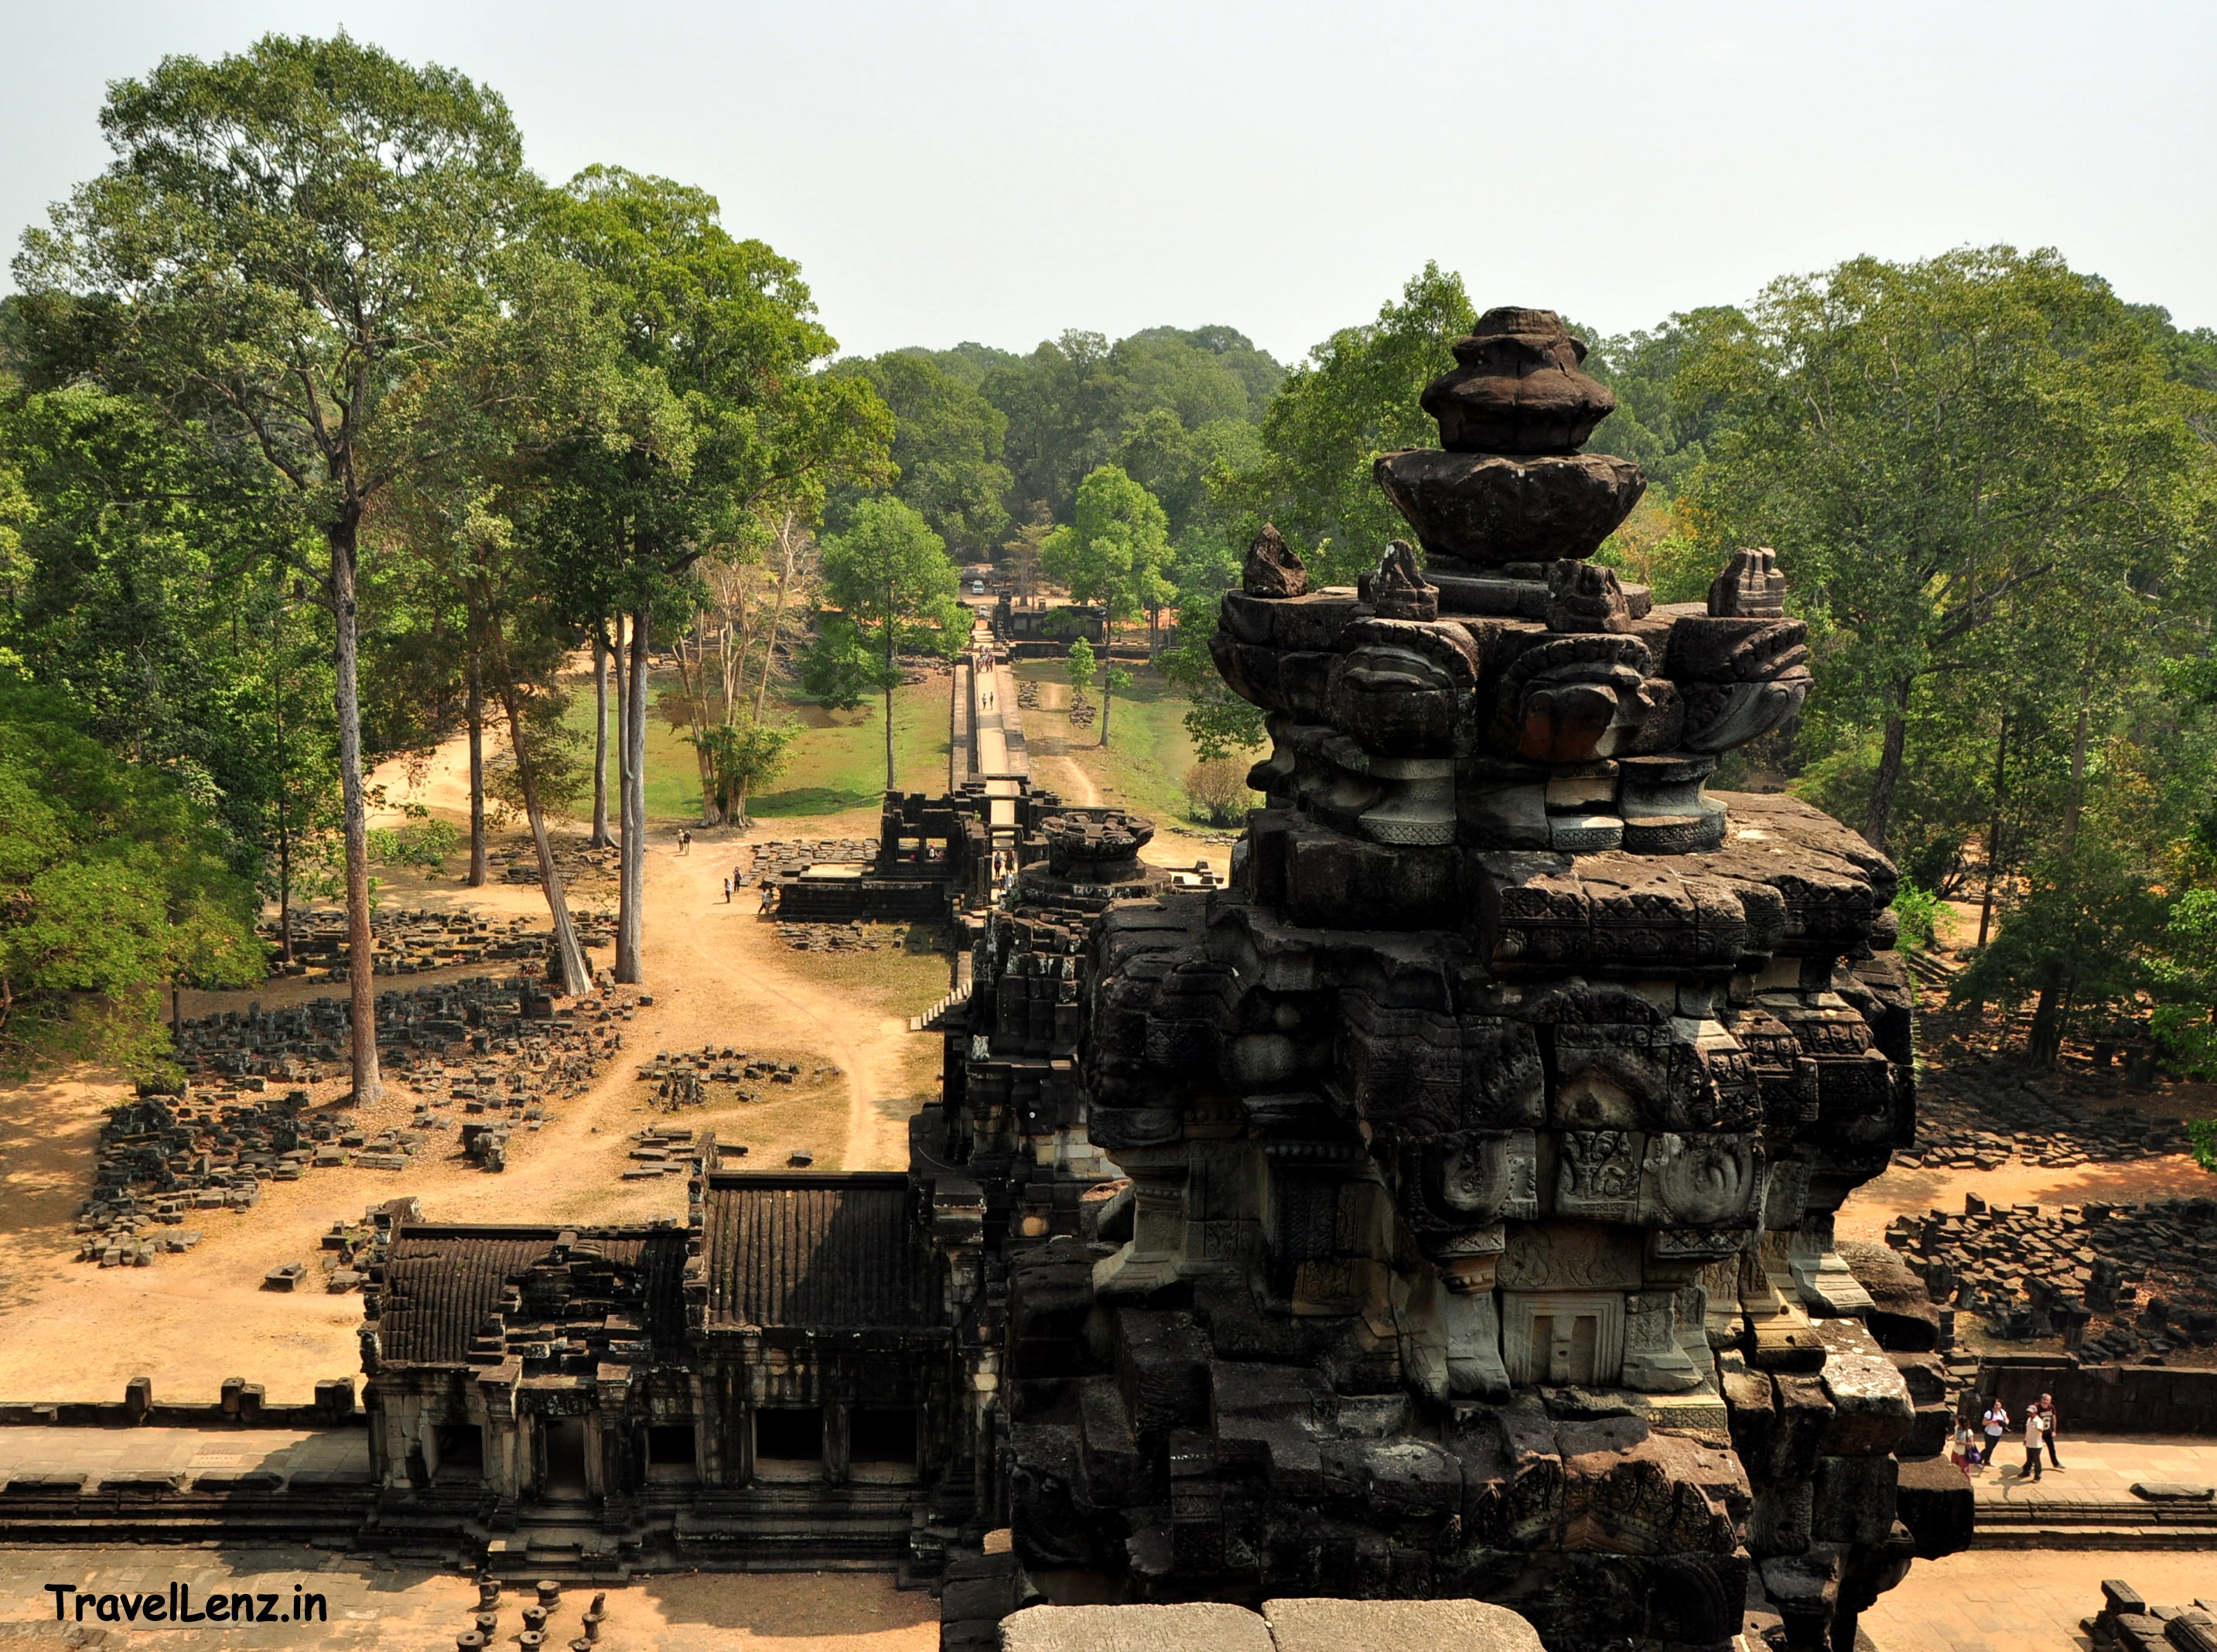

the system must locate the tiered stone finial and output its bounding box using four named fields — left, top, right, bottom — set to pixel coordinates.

left=1374, top=308, right=1648, bottom=576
